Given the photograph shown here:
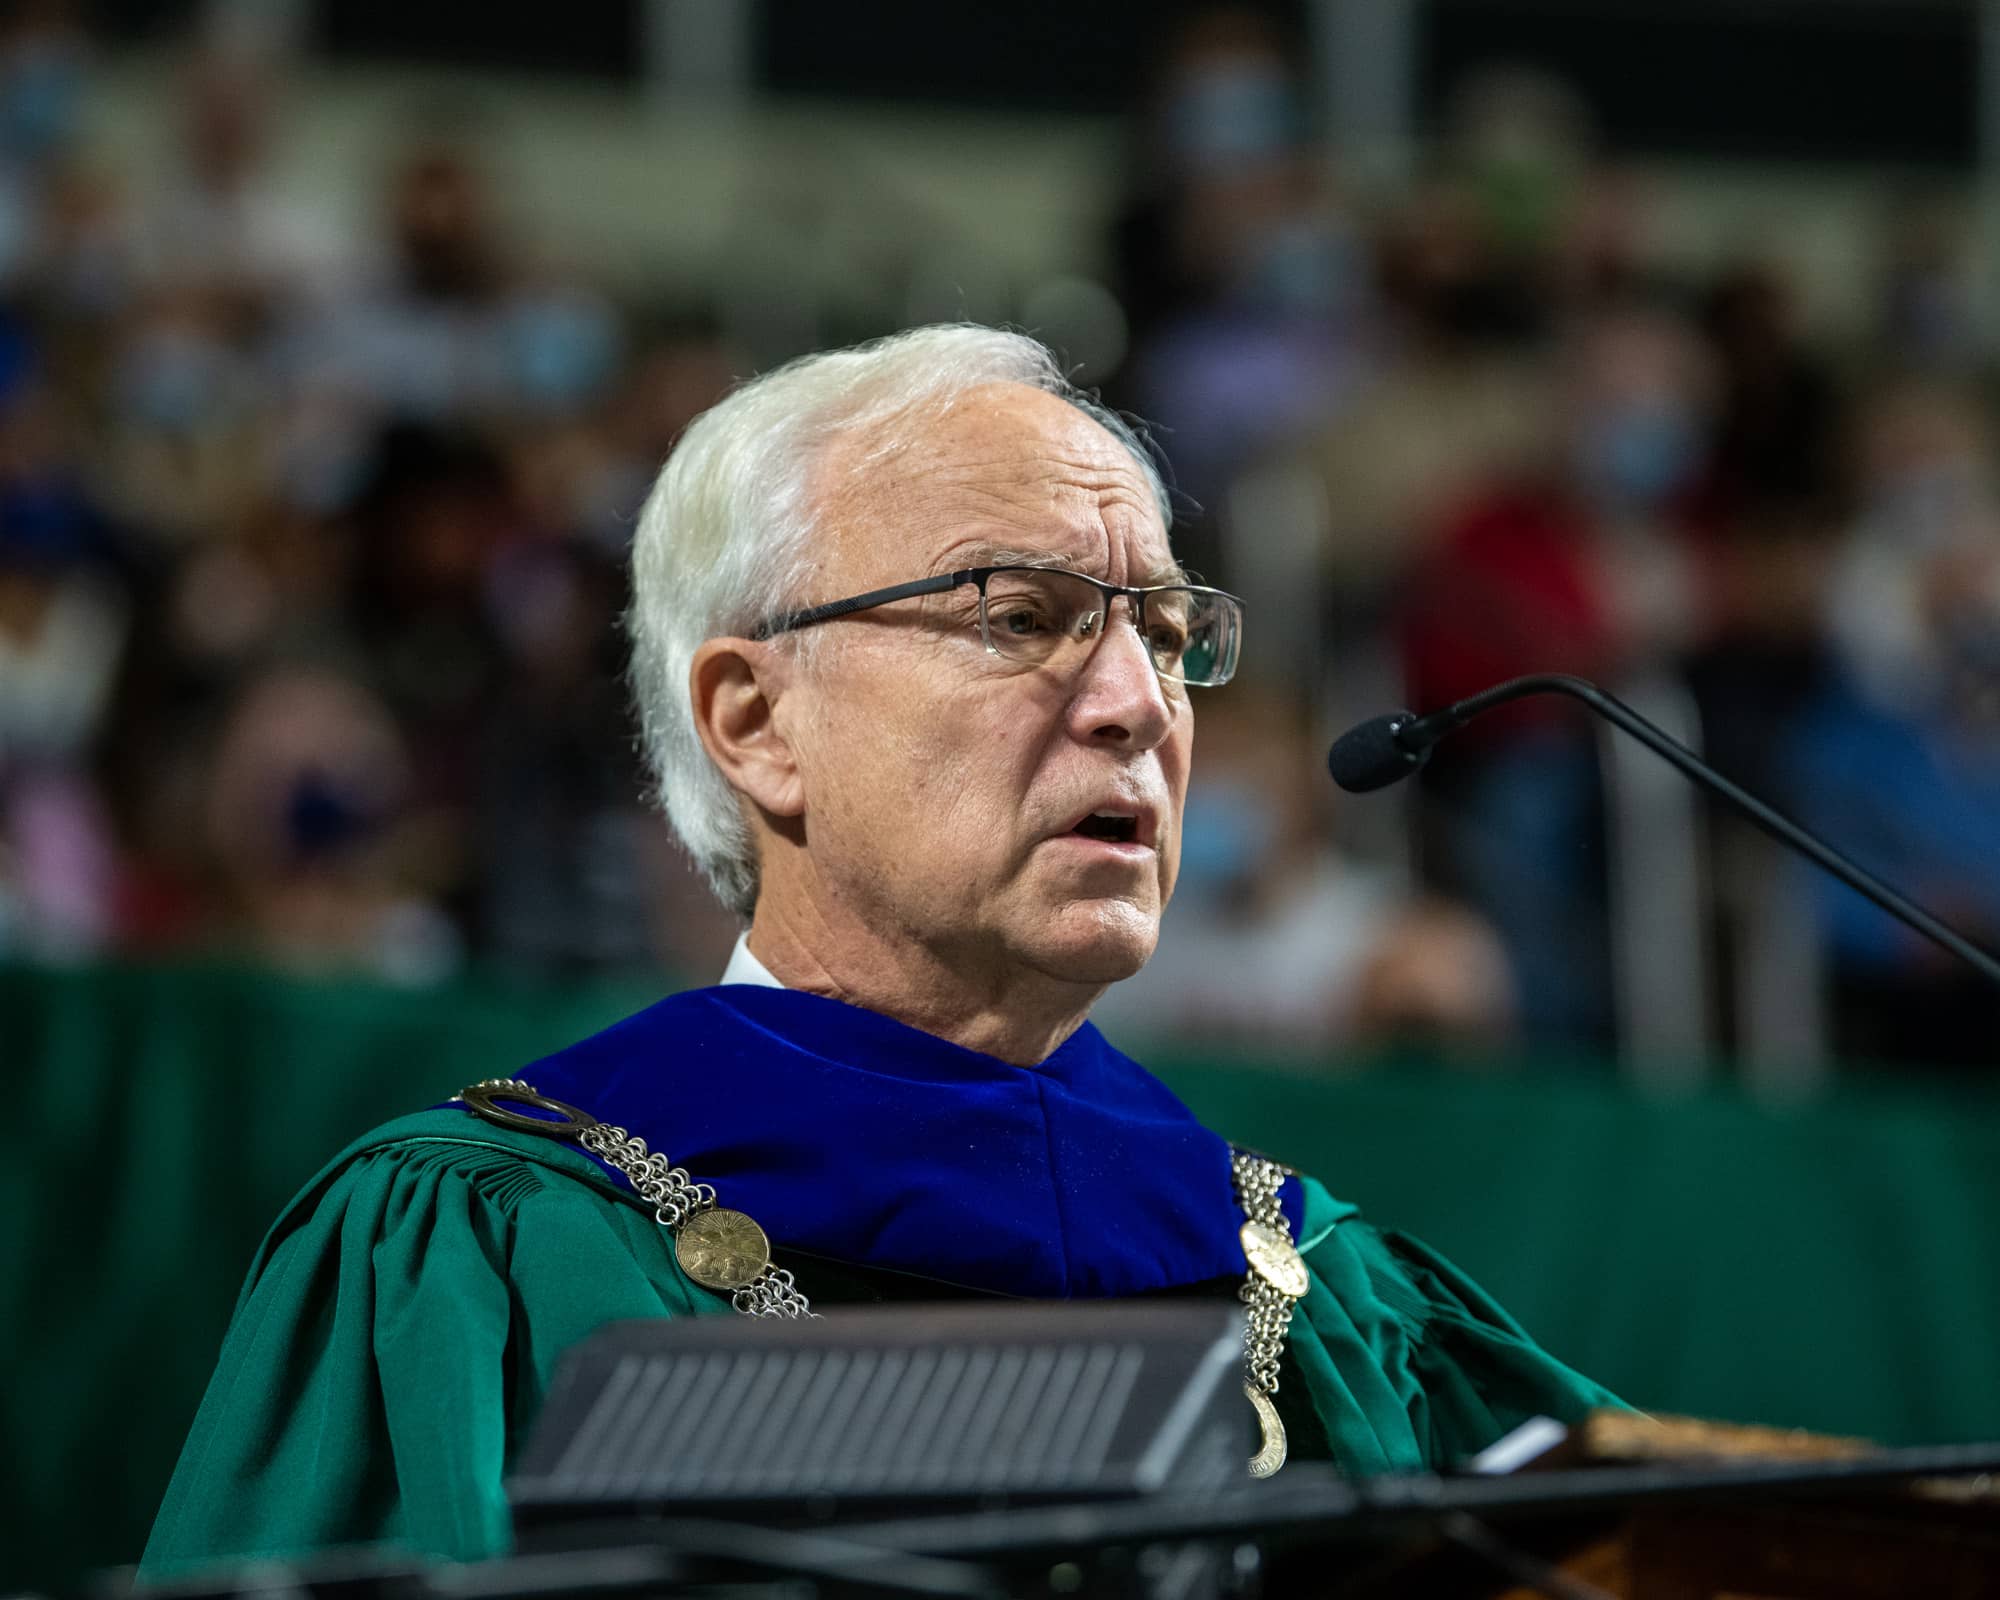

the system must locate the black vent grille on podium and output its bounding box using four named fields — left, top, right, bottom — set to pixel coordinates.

left=508, top=1300, right=1251, bottom=1524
